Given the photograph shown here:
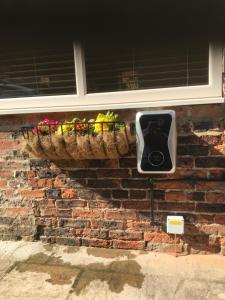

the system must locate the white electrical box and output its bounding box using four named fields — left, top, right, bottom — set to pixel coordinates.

left=167, top=216, right=184, bottom=235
